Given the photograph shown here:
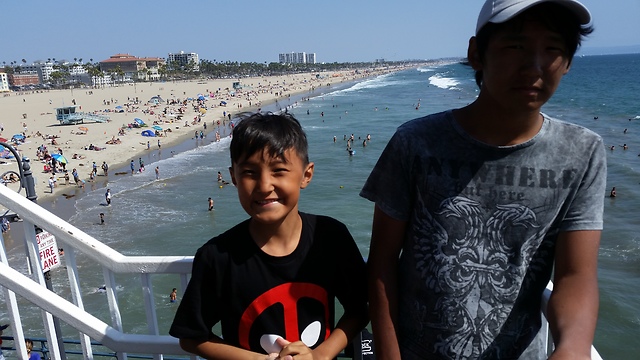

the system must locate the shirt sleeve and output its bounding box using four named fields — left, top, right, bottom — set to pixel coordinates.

left=169, top=244, right=220, bottom=341
left=560, top=135, right=607, bottom=231
left=359, top=127, right=414, bottom=221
